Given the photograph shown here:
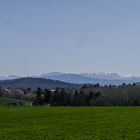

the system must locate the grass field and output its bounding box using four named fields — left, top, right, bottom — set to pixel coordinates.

left=0, top=98, right=32, bottom=107
left=0, top=107, right=140, bottom=140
